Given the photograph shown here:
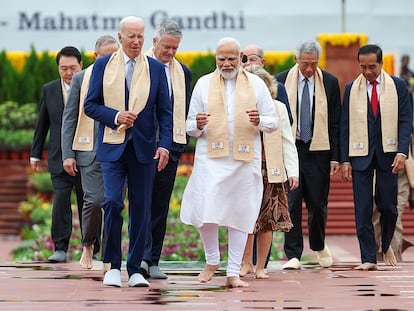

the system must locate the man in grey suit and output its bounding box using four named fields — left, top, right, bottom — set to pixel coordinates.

left=30, top=46, right=84, bottom=263
left=61, top=36, right=119, bottom=269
